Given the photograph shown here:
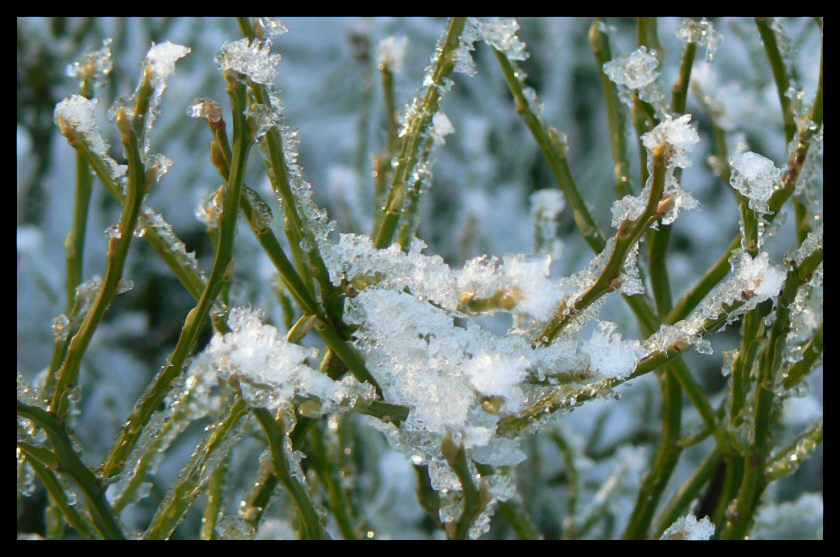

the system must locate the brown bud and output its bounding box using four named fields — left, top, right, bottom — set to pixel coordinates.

left=656, top=195, right=676, bottom=217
